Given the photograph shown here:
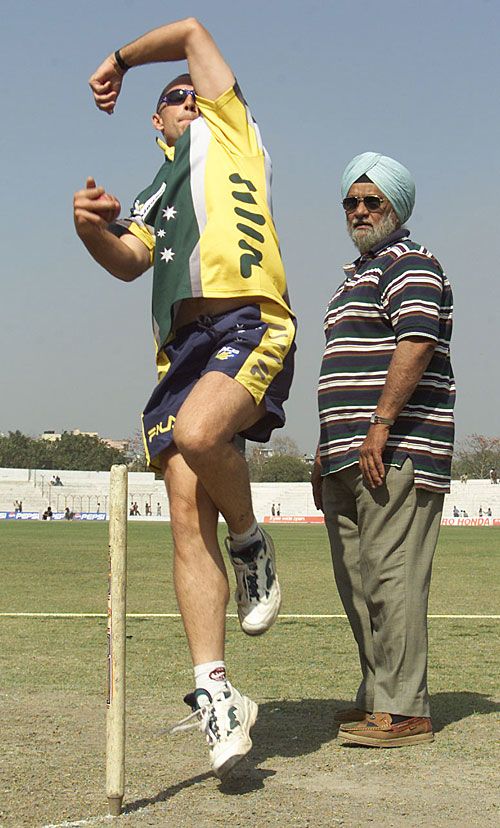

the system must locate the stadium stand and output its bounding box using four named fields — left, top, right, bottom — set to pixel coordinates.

left=1, top=468, right=499, bottom=522
left=0, top=468, right=168, bottom=519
